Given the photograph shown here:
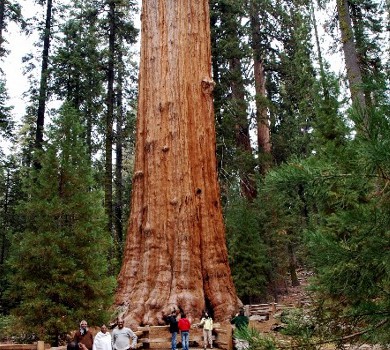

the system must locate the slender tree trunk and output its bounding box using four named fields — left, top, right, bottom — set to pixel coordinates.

left=105, top=0, right=115, bottom=235
left=349, top=3, right=373, bottom=108
left=311, top=3, right=329, bottom=101
left=229, top=57, right=257, bottom=200
left=0, top=0, right=5, bottom=55
left=115, top=0, right=239, bottom=326
left=115, top=49, right=124, bottom=249
left=249, top=0, right=271, bottom=174
left=336, top=0, right=366, bottom=112
left=0, top=169, right=10, bottom=266
left=35, top=0, right=53, bottom=154
left=288, top=242, right=300, bottom=287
